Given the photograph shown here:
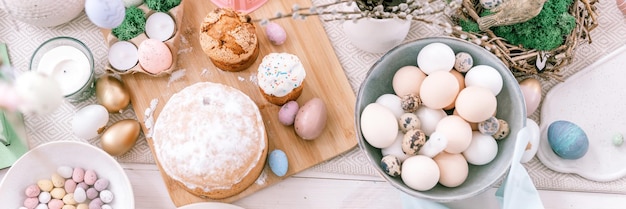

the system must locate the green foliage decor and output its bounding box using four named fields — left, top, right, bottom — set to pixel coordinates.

left=112, top=7, right=146, bottom=41
left=145, top=0, right=182, bottom=13
left=462, top=0, right=576, bottom=51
